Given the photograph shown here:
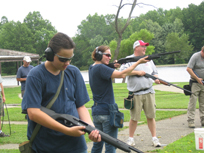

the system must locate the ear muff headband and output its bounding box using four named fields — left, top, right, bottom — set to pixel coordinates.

left=95, top=47, right=103, bottom=61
